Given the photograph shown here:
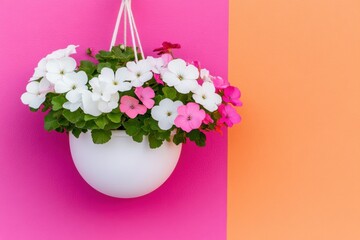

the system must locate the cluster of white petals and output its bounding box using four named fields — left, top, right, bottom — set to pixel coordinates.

left=20, top=78, right=52, bottom=109
left=192, top=82, right=222, bottom=112
left=55, top=71, right=88, bottom=112
left=151, top=98, right=183, bottom=130
left=123, top=60, right=153, bottom=87
left=161, top=59, right=199, bottom=94
left=81, top=68, right=121, bottom=116
left=22, top=45, right=79, bottom=109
